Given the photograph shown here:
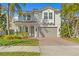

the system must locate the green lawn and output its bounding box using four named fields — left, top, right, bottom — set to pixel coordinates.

left=64, top=38, right=79, bottom=43
left=0, top=39, right=39, bottom=46
left=0, top=52, right=40, bottom=56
